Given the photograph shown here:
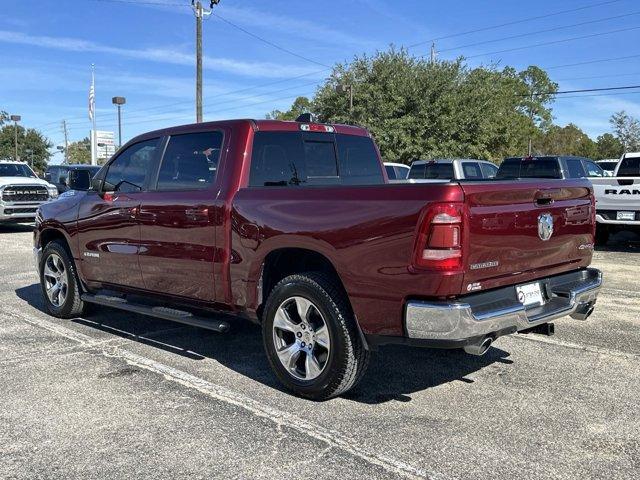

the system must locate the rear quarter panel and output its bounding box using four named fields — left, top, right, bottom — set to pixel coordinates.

left=231, top=184, right=464, bottom=336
